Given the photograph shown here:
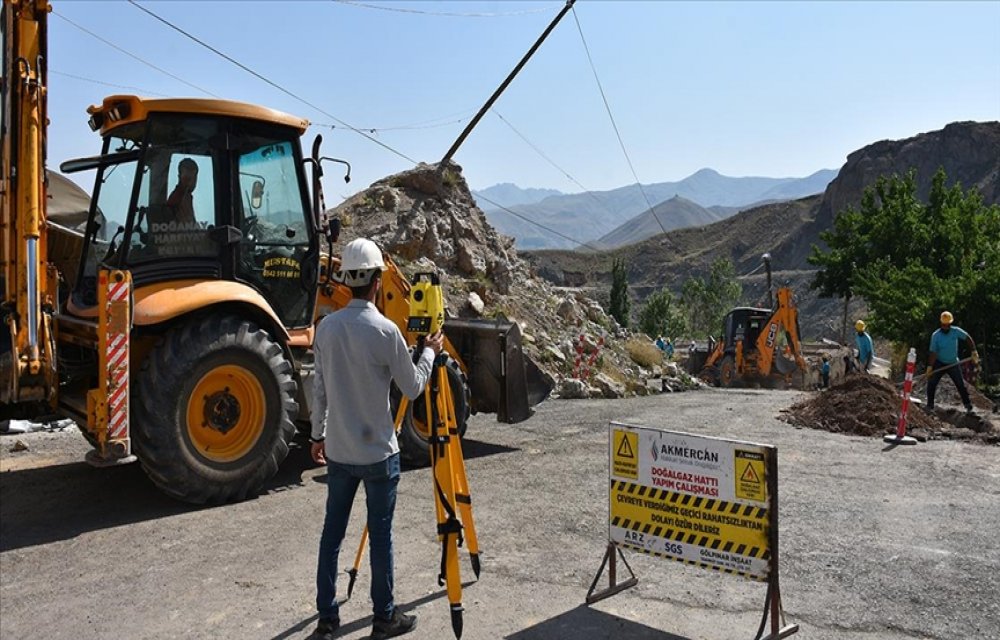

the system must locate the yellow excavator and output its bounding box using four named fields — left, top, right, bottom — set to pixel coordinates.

left=2, top=0, right=543, bottom=503
left=701, top=254, right=807, bottom=387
